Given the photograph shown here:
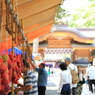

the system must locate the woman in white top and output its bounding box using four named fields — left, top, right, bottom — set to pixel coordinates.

left=58, top=62, right=72, bottom=95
